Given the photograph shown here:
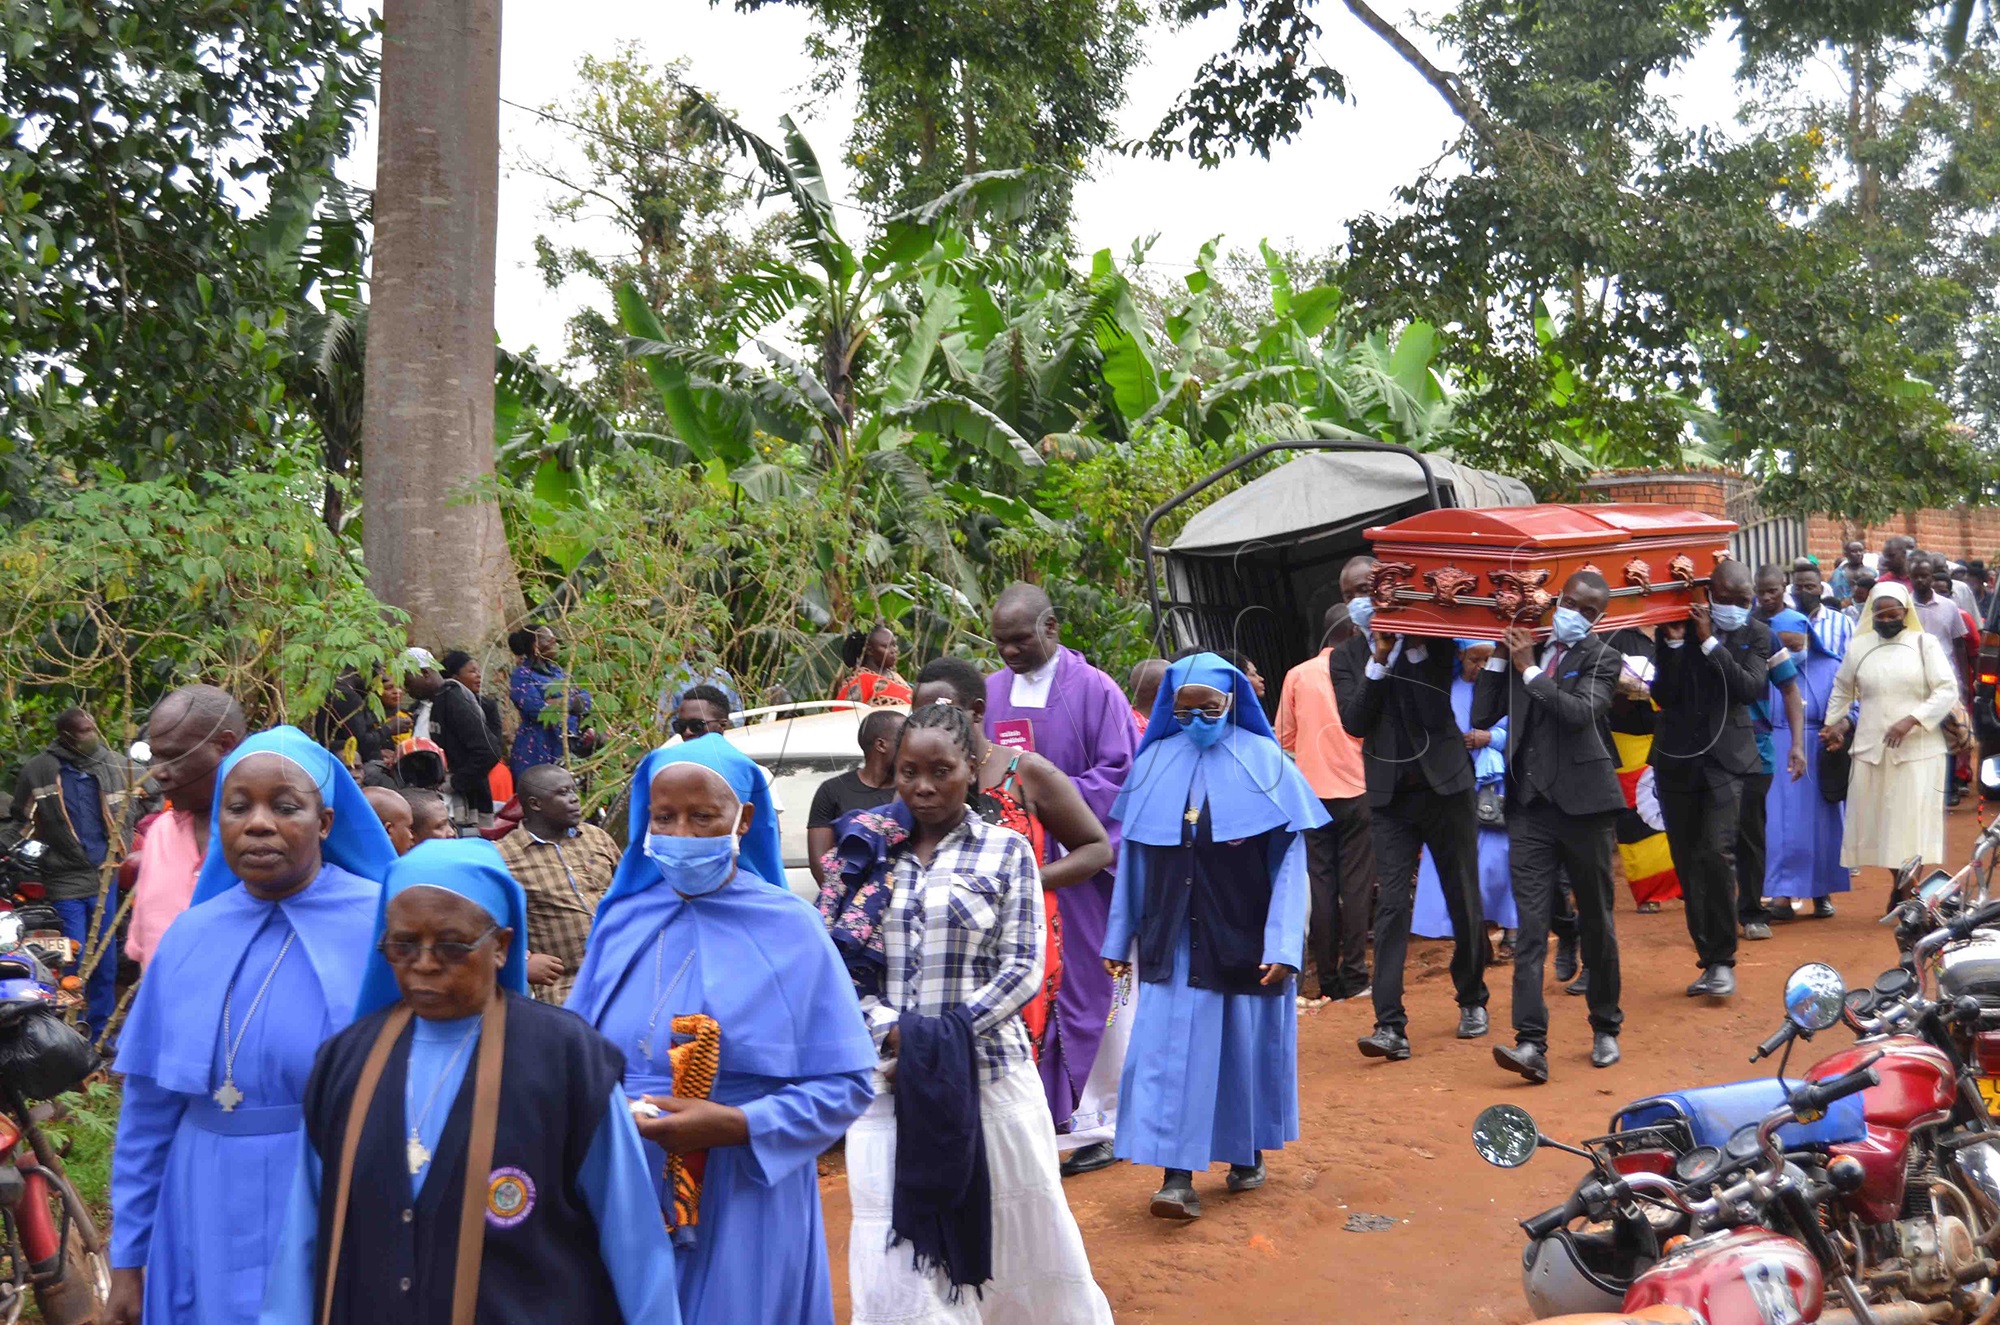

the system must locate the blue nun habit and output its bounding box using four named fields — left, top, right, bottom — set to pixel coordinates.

left=259, top=839, right=680, bottom=1324
left=565, top=742, right=877, bottom=1325
left=1104, top=653, right=1328, bottom=1172
left=1763, top=608, right=1851, bottom=901
left=112, top=727, right=392, bottom=1323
